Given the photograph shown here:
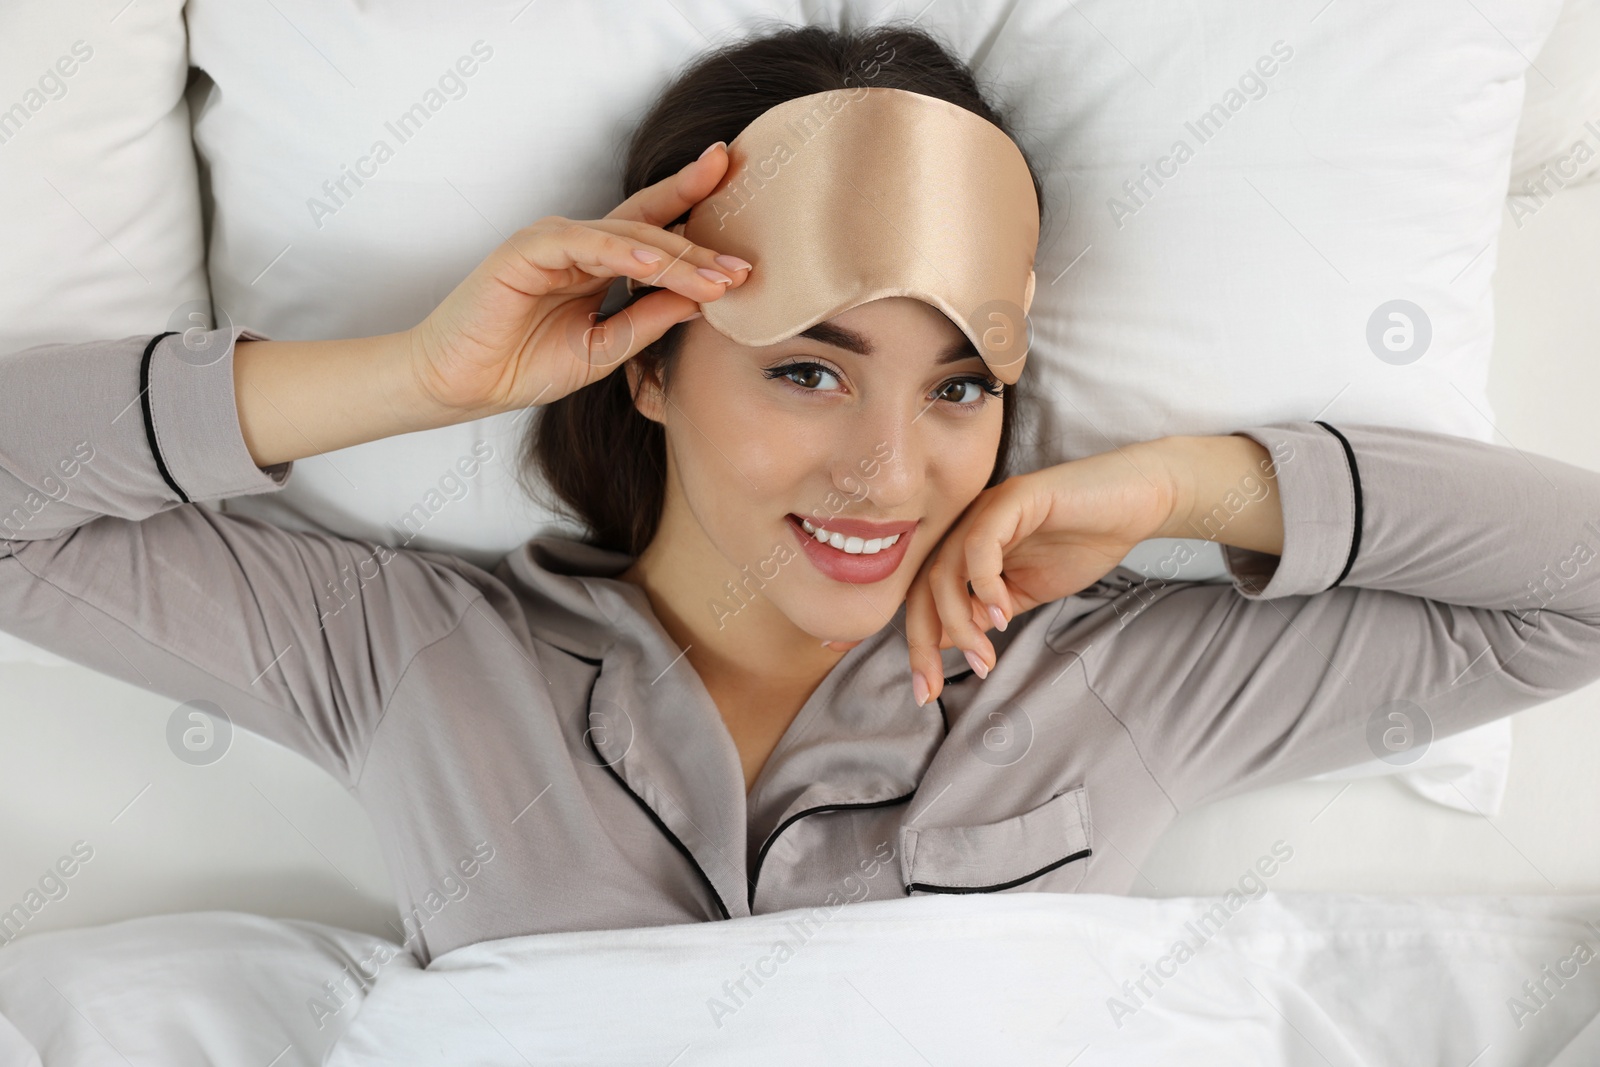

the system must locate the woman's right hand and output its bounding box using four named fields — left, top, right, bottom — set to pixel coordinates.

left=407, top=142, right=753, bottom=416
